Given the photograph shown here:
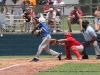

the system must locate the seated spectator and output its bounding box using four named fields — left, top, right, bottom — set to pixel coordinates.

left=93, top=6, right=100, bottom=32
left=46, top=8, right=57, bottom=33
left=43, top=1, right=50, bottom=13
left=20, top=7, right=33, bottom=32
left=49, top=0, right=56, bottom=5
left=67, top=6, right=83, bottom=32
left=53, top=0, right=65, bottom=20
